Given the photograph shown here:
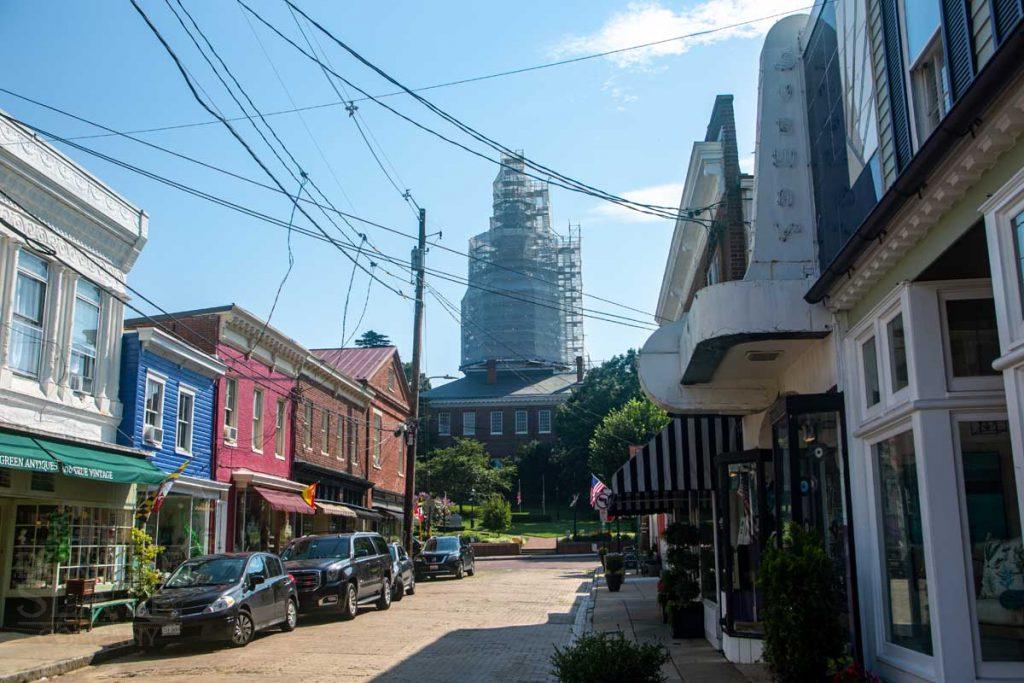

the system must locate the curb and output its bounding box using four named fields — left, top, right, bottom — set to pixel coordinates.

left=476, top=552, right=599, bottom=562
left=1, top=640, right=136, bottom=683
left=570, top=568, right=598, bottom=643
